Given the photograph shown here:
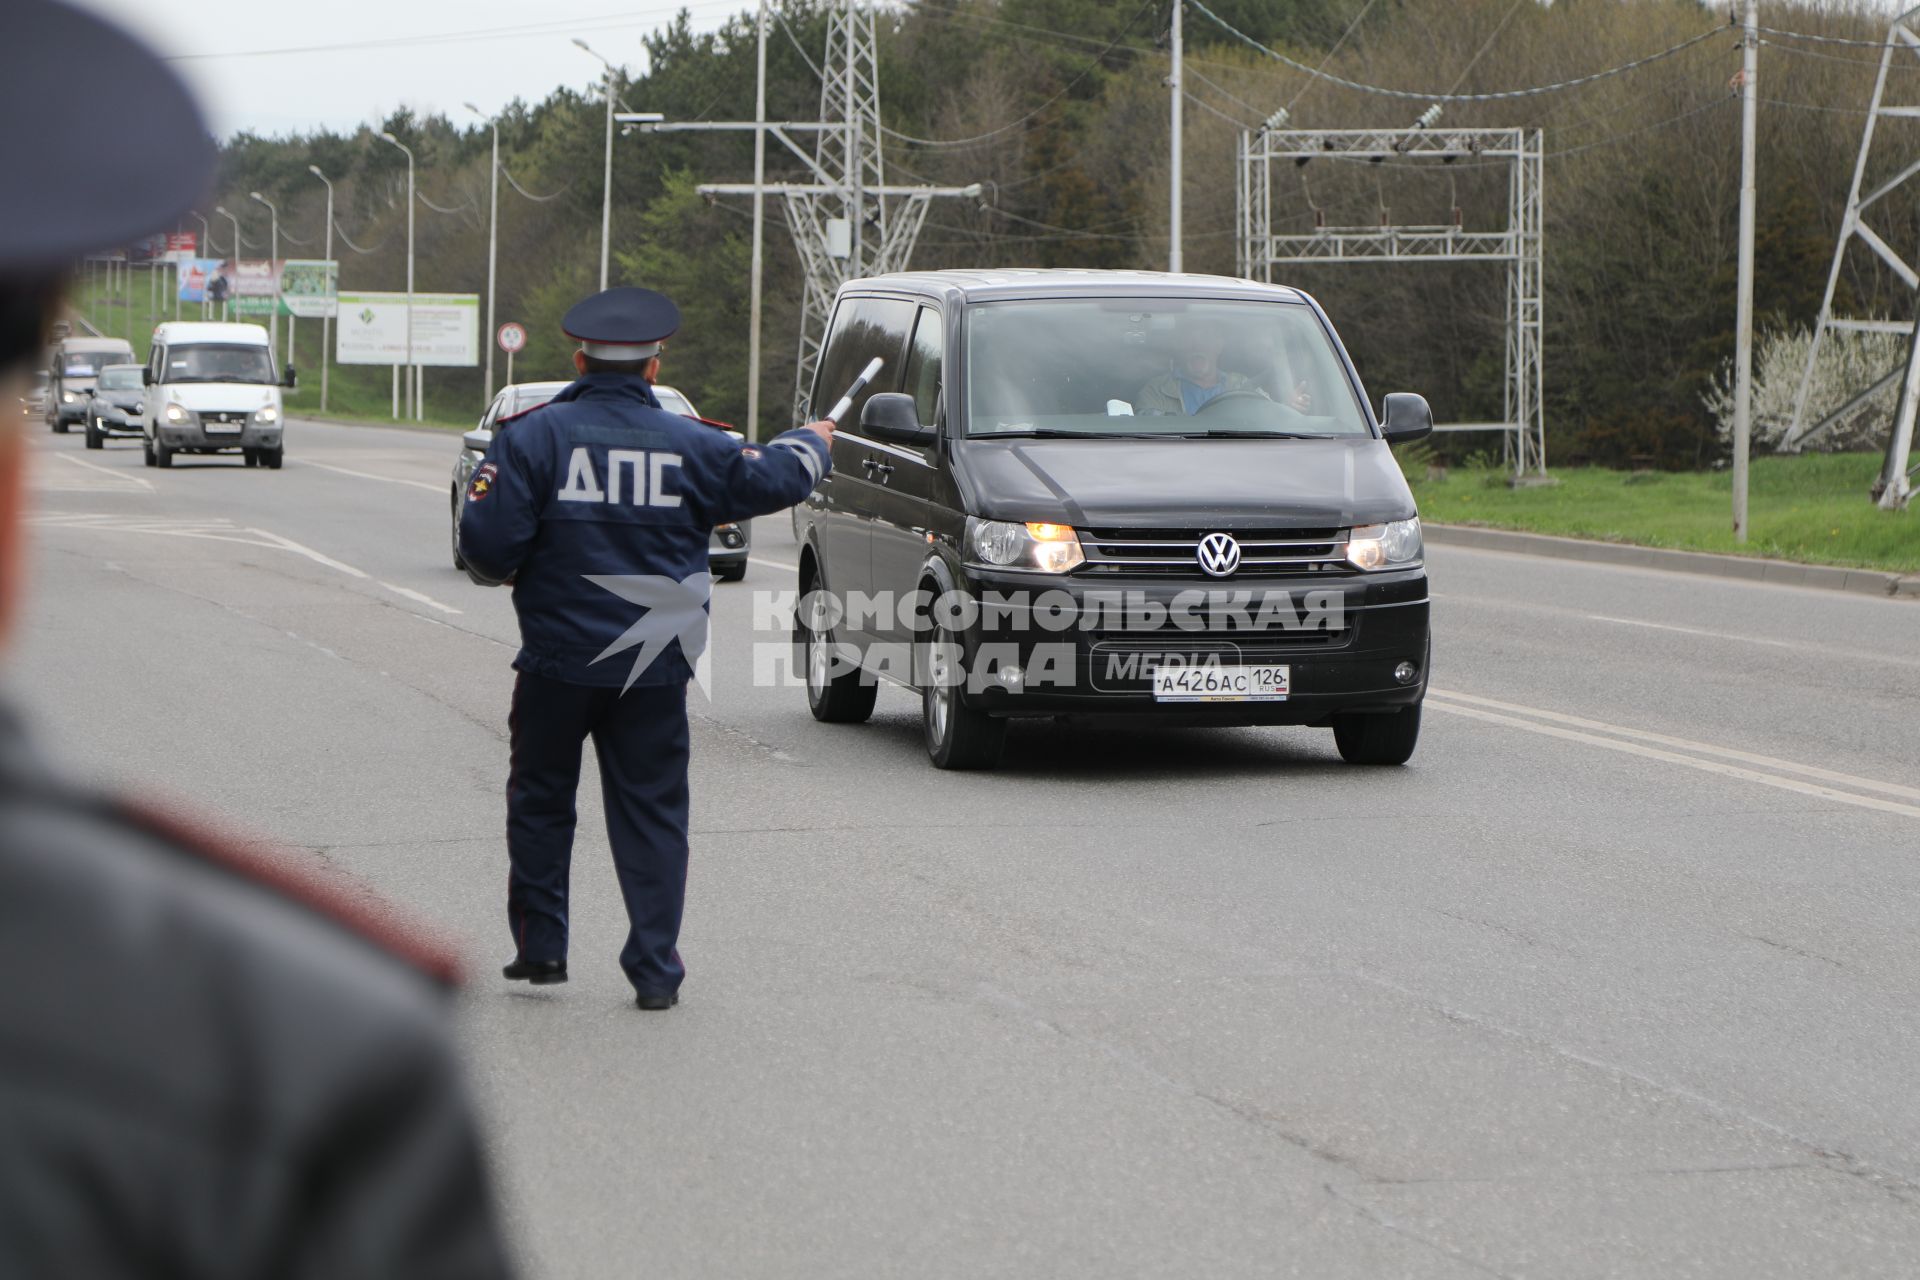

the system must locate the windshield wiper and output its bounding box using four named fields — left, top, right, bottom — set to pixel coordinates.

left=1171, top=429, right=1320, bottom=440
left=194, top=374, right=268, bottom=384
left=974, top=428, right=1174, bottom=439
